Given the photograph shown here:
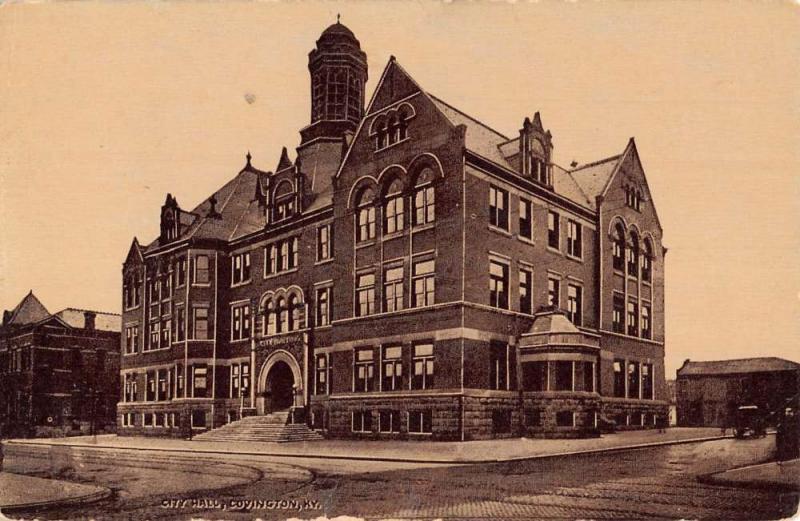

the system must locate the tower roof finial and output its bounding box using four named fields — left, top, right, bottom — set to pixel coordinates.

left=246, top=150, right=252, bottom=167
left=337, top=13, right=340, bottom=24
